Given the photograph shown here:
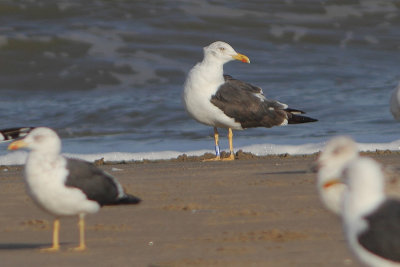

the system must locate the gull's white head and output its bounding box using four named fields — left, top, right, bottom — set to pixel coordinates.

left=316, top=136, right=359, bottom=186
left=8, top=127, right=62, bottom=156
left=203, top=41, right=250, bottom=65
left=315, top=136, right=359, bottom=215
